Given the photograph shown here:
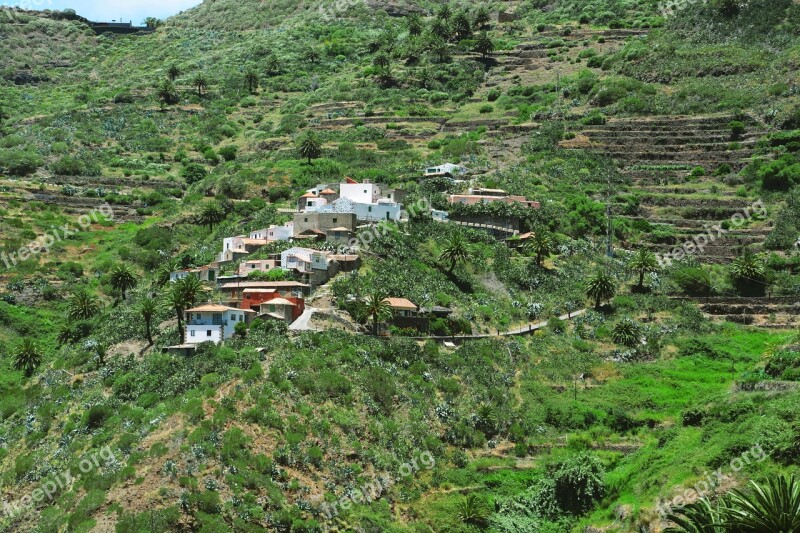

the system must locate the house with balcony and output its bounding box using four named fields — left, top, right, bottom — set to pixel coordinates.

left=184, top=304, right=255, bottom=345
left=281, top=247, right=335, bottom=286
left=424, top=163, right=467, bottom=178
left=219, top=280, right=310, bottom=302
left=448, top=189, right=540, bottom=209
